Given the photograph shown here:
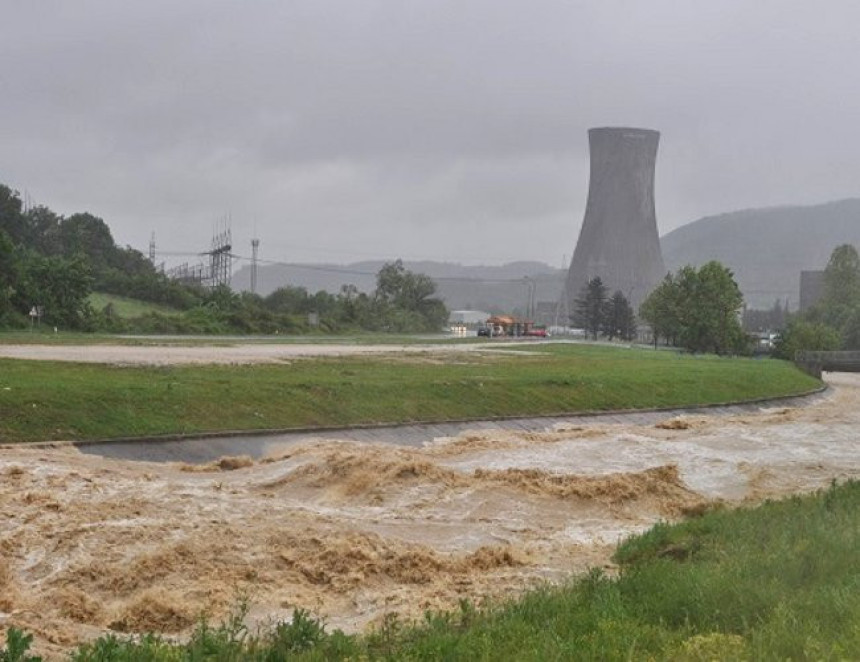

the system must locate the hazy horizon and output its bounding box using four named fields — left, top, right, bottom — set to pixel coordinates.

left=4, top=2, right=860, bottom=269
